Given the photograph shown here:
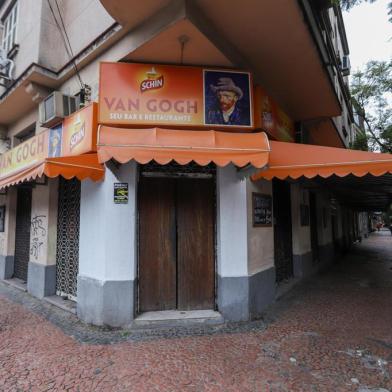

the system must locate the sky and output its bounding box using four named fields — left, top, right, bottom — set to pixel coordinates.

left=343, top=0, right=392, bottom=72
